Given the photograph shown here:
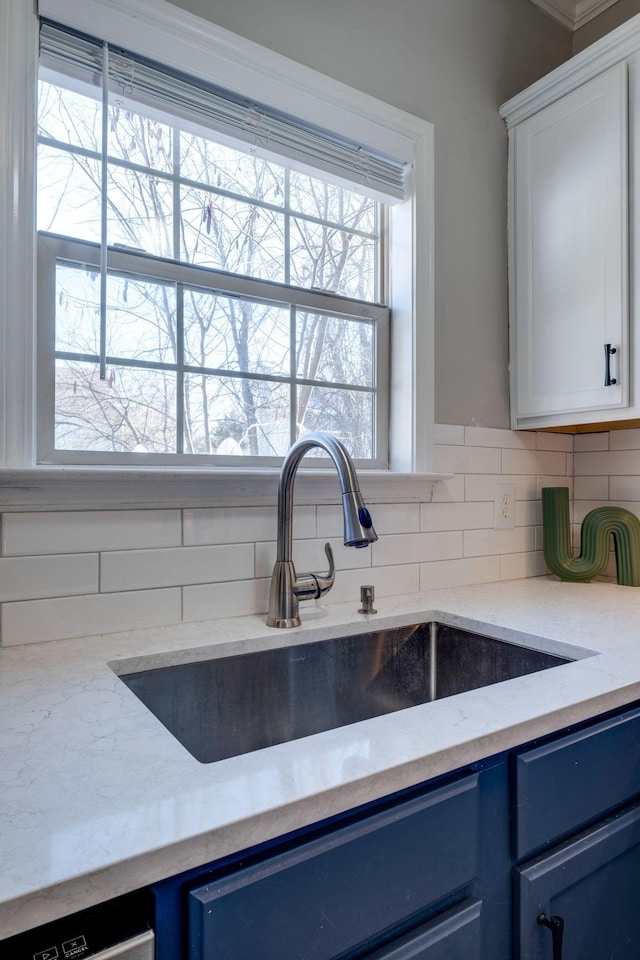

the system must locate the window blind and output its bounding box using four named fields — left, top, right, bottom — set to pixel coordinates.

left=39, top=20, right=409, bottom=202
